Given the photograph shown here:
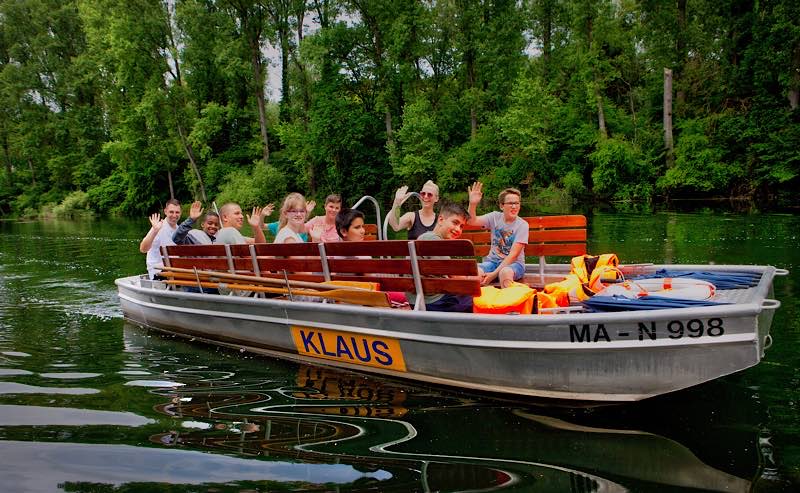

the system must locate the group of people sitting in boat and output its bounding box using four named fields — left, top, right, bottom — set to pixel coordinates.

left=139, top=180, right=528, bottom=311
